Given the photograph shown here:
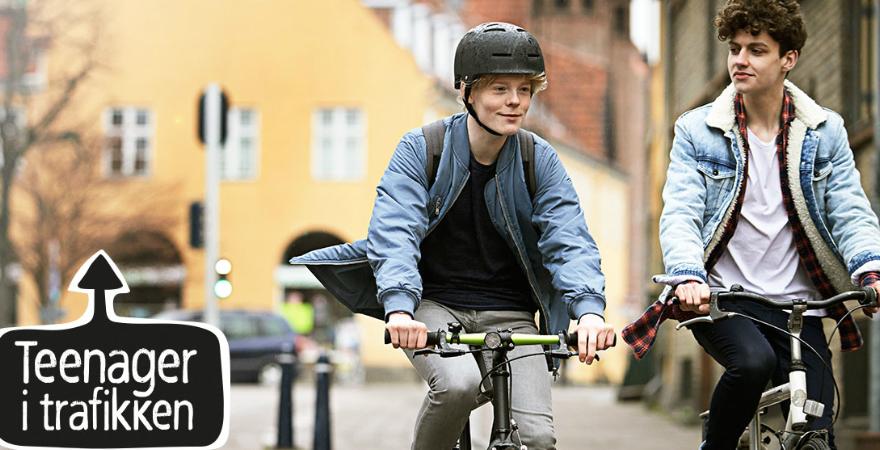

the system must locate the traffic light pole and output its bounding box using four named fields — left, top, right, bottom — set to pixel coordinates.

left=203, top=84, right=222, bottom=328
